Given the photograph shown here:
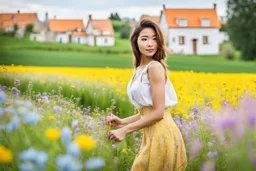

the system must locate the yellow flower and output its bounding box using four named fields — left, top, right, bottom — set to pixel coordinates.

left=74, top=135, right=96, bottom=151
left=0, top=145, right=13, bottom=163
left=49, top=116, right=54, bottom=121
left=11, top=64, right=14, bottom=67
left=3, top=102, right=10, bottom=108
left=71, top=104, right=75, bottom=107
left=45, top=128, right=61, bottom=141
left=121, top=149, right=127, bottom=153
left=71, top=85, right=75, bottom=89
left=182, top=114, right=189, bottom=120
left=5, top=115, right=11, bottom=122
